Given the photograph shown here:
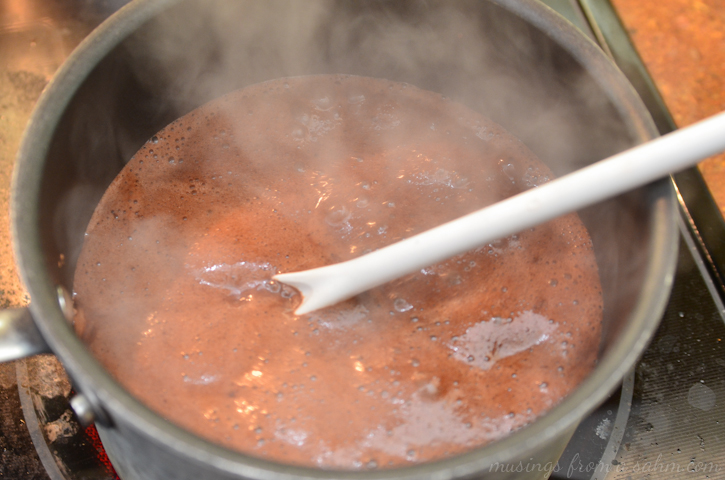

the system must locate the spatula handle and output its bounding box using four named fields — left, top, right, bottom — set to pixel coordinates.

left=277, top=111, right=725, bottom=315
